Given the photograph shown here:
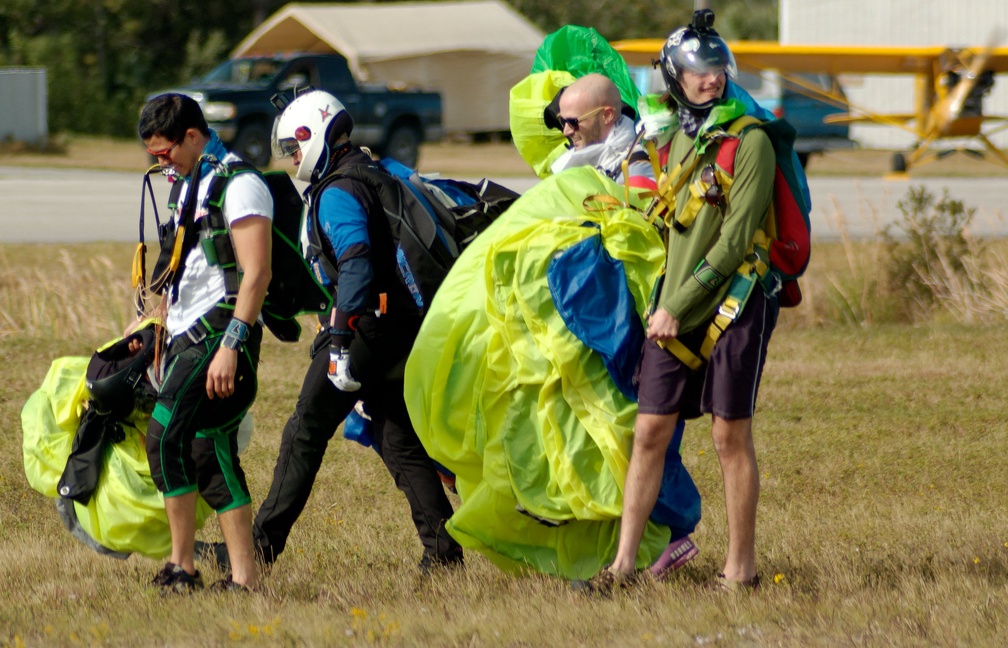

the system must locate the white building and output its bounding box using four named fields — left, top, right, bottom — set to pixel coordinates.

left=0, top=68, right=47, bottom=145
